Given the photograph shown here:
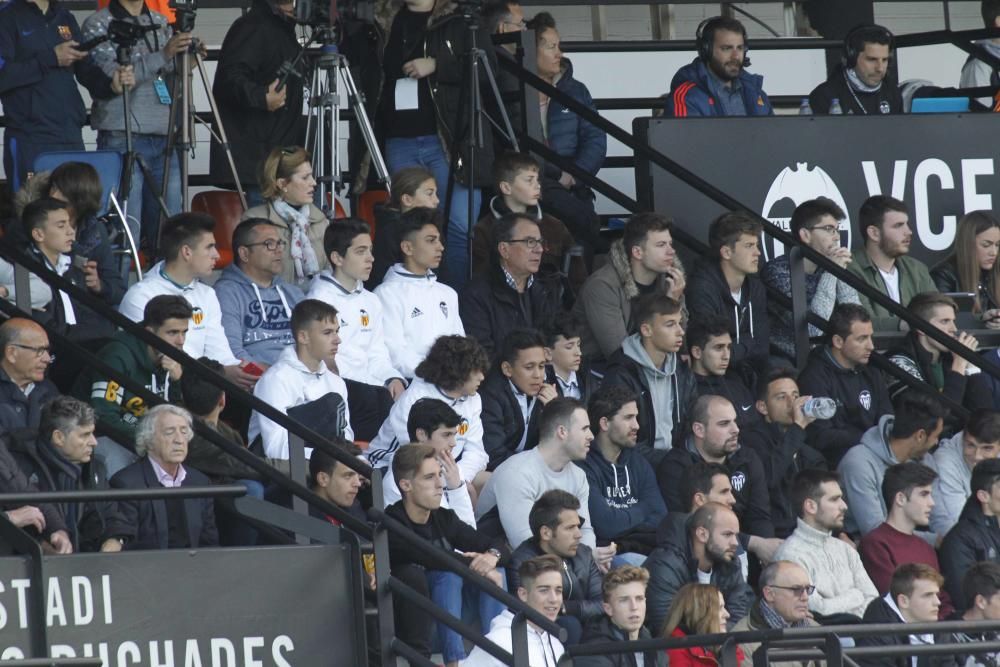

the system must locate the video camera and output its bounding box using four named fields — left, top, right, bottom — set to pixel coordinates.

left=77, top=18, right=161, bottom=52
left=294, top=0, right=374, bottom=29
left=172, top=0, right=197, bottom=33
